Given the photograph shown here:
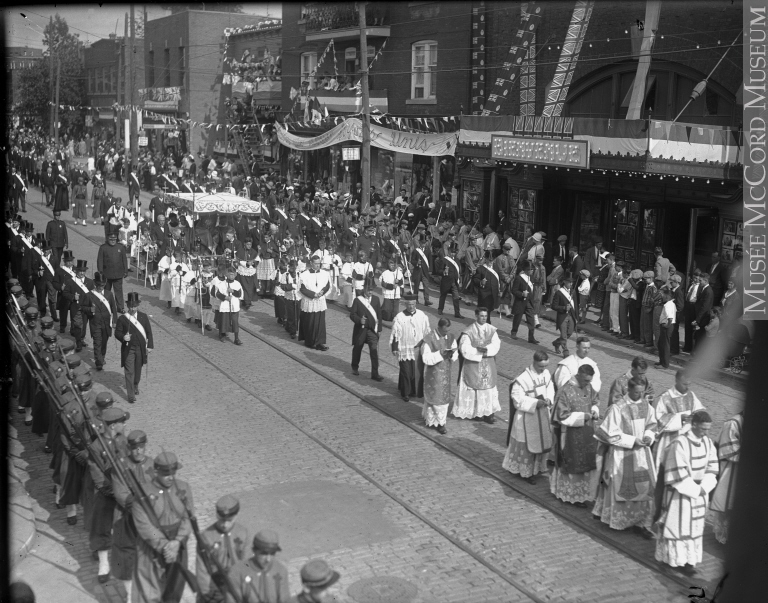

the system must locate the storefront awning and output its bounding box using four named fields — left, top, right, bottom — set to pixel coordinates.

left=459, top=115, right=742, bottom=167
